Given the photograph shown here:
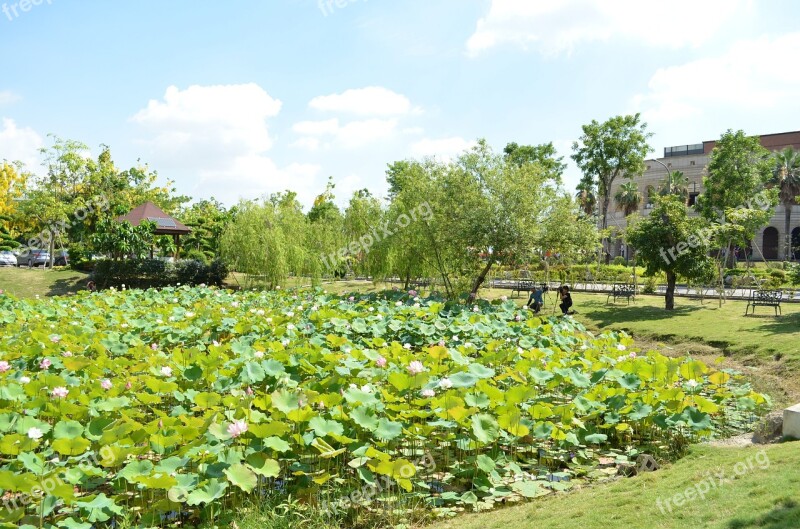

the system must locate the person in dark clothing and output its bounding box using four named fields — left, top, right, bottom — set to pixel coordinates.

left=558, top=285, right=574, bottom=315
left=526, top=286, right=544, bottom=313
